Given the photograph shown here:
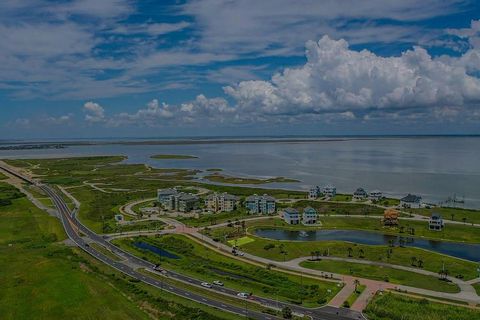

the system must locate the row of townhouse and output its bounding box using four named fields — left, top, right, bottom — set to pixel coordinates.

left=245, top=194, right=276, bottom=214
left=353, top=188, right=383, bottom=201
left=282, top=207, right=318, bottom=225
